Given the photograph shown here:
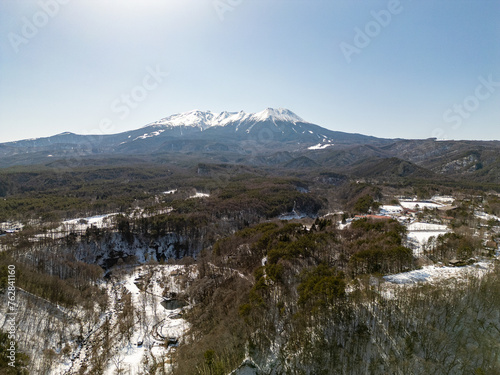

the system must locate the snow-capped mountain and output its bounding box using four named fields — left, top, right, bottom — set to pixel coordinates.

left=0, top=108, right=388, bottom=165
left=129, top=107, right=383, bottom=148
left=145, top=108, right=306, bottom=131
